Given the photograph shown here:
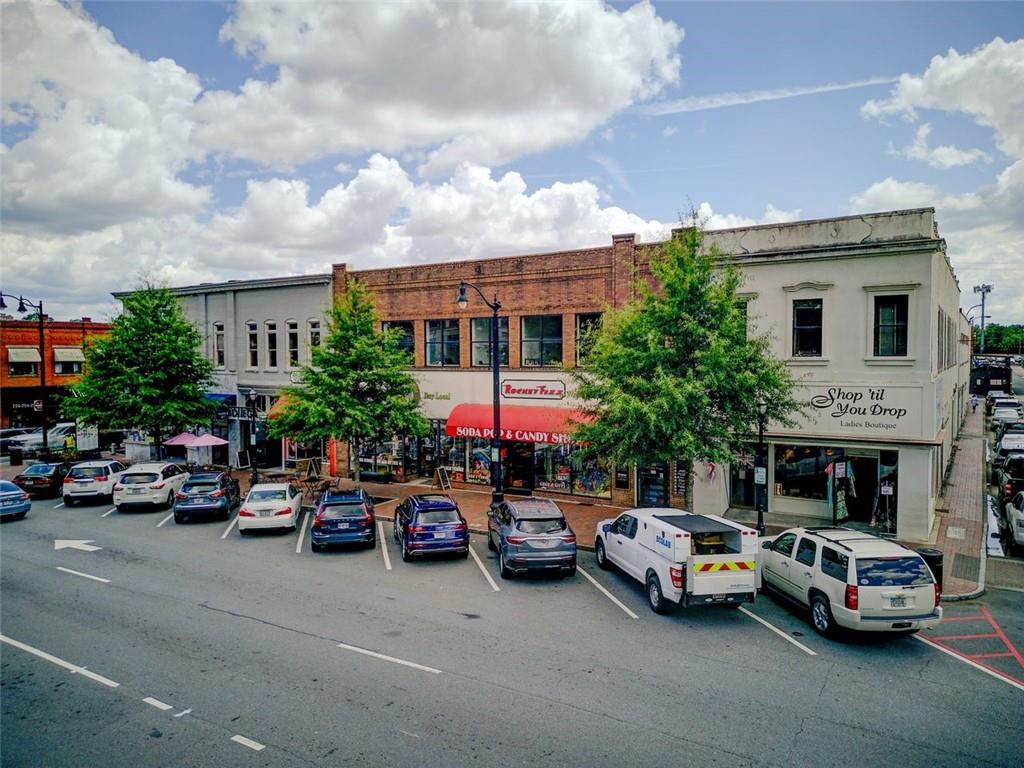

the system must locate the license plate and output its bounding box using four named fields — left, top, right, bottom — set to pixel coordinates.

left=1, top=499, right=14, bottom=506
left=335, top=522, right=351, bottom=529
left=432, top=532, right=448, bottom=539
left=890, top=597, right=906, bottom=608
left=711, top=594, right=726, bottom=601
left=130, top=488, right=145, bottom=495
